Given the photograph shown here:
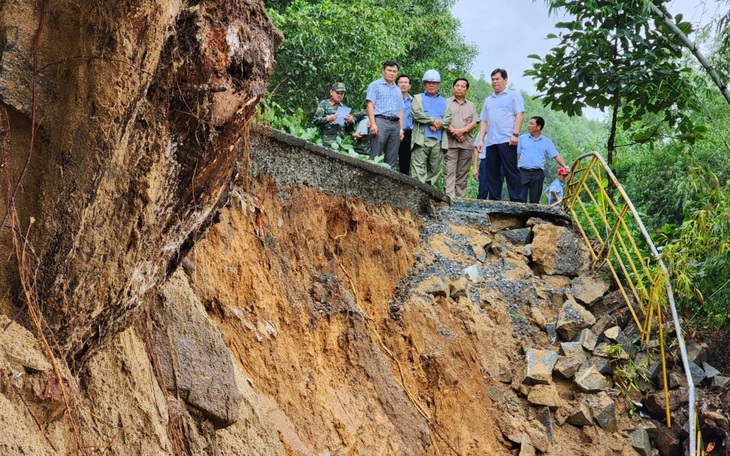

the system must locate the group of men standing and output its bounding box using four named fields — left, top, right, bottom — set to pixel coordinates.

left=314, top=62, right=569, bottom=205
